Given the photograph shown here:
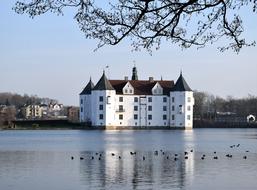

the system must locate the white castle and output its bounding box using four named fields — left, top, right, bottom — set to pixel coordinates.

left=79, top=67, right=194, bottom=129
